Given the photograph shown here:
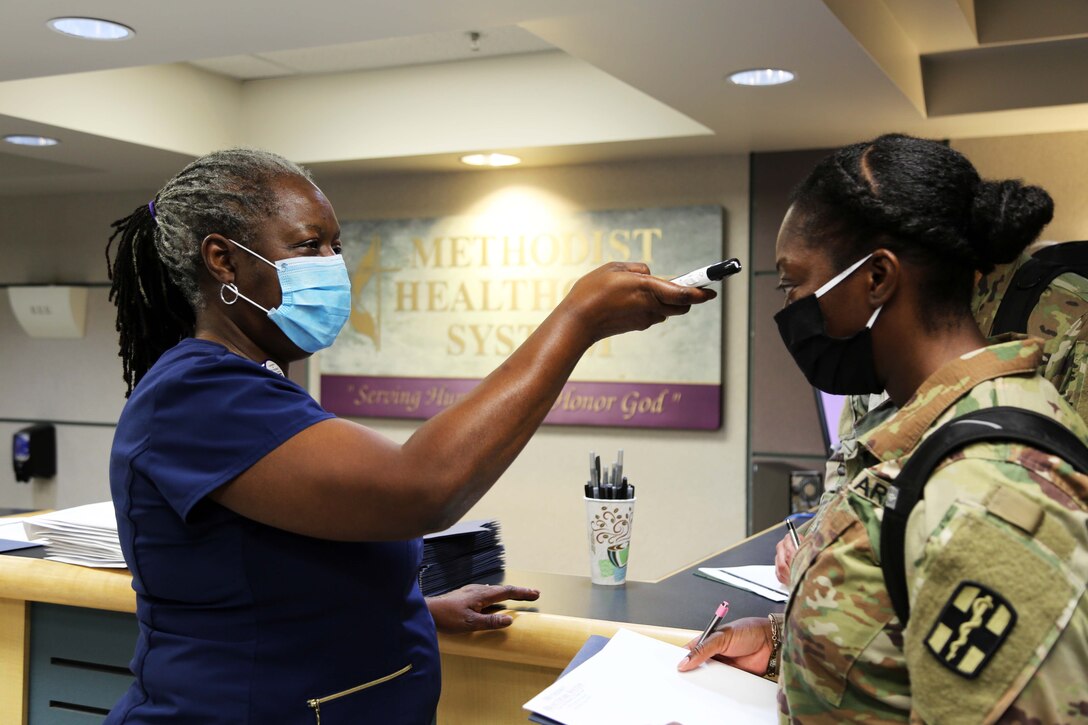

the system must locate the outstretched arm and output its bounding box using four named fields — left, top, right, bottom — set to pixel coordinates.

left=211, top=263, right=715, bottom=540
